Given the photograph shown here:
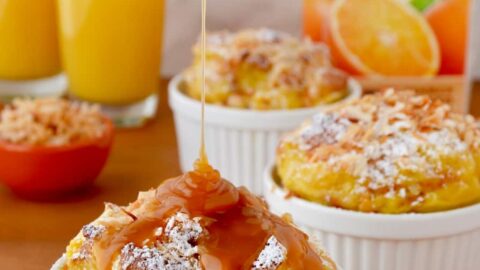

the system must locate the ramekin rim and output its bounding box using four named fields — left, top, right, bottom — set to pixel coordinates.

left=168, top=74, right=362, bottom=117
left=263, top=163, right=480, bottom=239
